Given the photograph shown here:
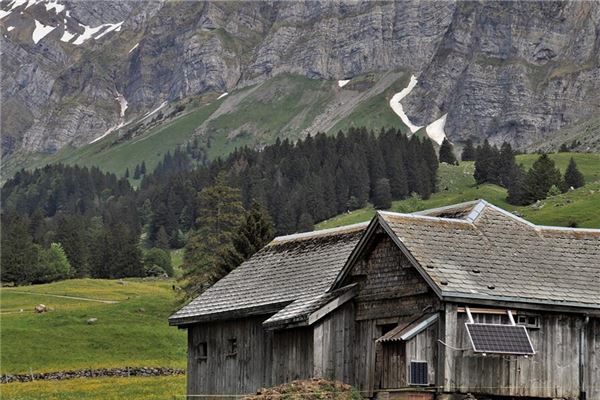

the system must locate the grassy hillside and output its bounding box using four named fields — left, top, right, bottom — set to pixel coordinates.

left=317, top=153, right=600, bottom=230
left=2, top=73, right=410, bottom=181
left=0, top=279, right=186, bottom=375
